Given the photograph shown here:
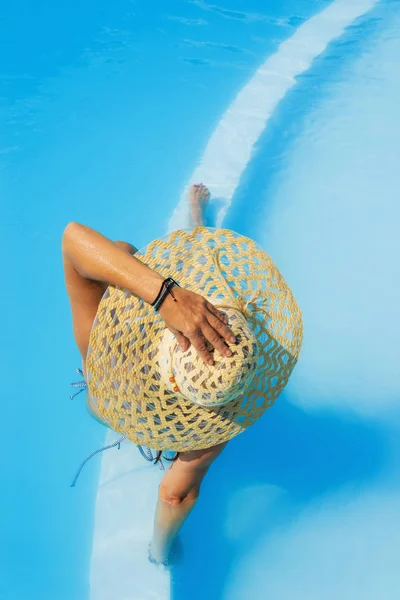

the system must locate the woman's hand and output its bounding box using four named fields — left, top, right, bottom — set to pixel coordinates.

left=158, top=286, right=236, bottom=366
